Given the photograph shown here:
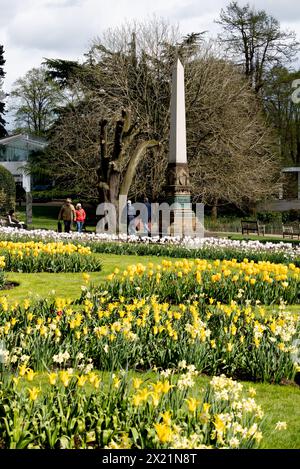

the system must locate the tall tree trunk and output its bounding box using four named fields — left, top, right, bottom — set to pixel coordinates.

left=211, top=198, right=218, bottom=221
